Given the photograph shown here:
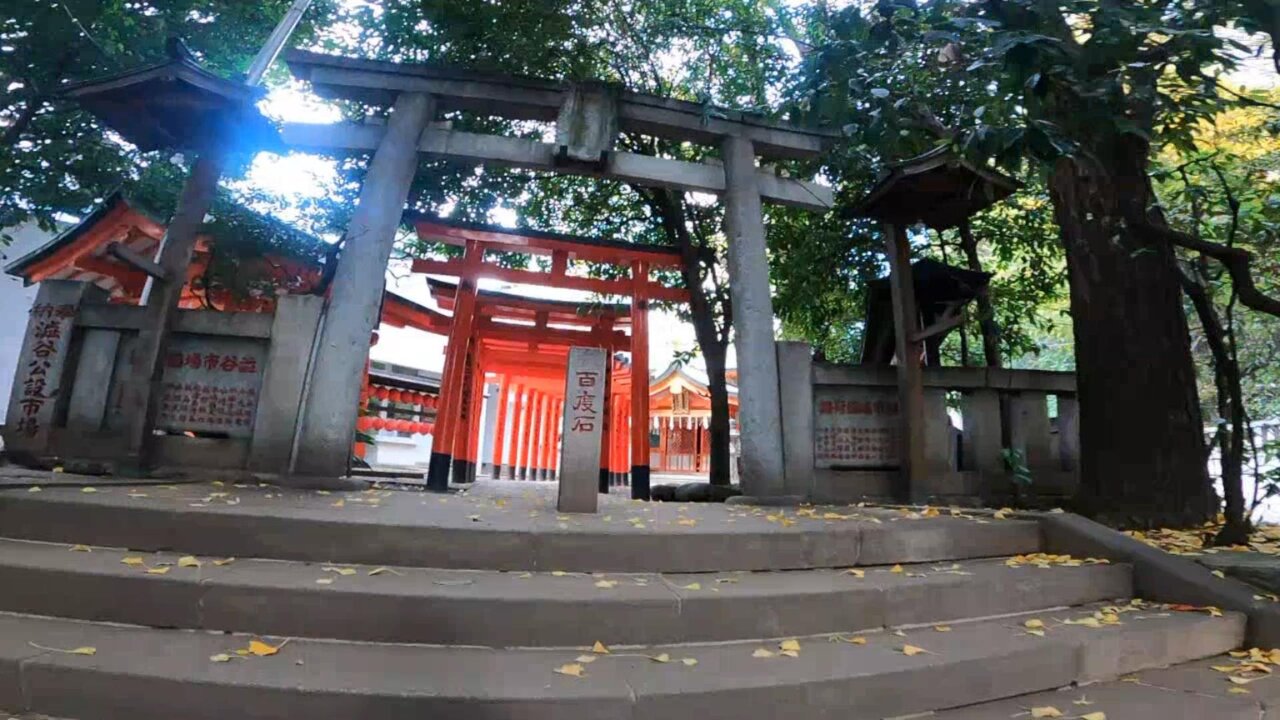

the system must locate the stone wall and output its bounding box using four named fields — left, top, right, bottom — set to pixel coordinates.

left=777, top=341, right=1079, bottom=505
